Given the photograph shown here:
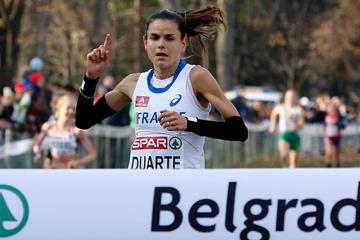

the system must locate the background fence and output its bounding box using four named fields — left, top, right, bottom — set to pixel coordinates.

left=1, top=122, right=360, bottom=168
